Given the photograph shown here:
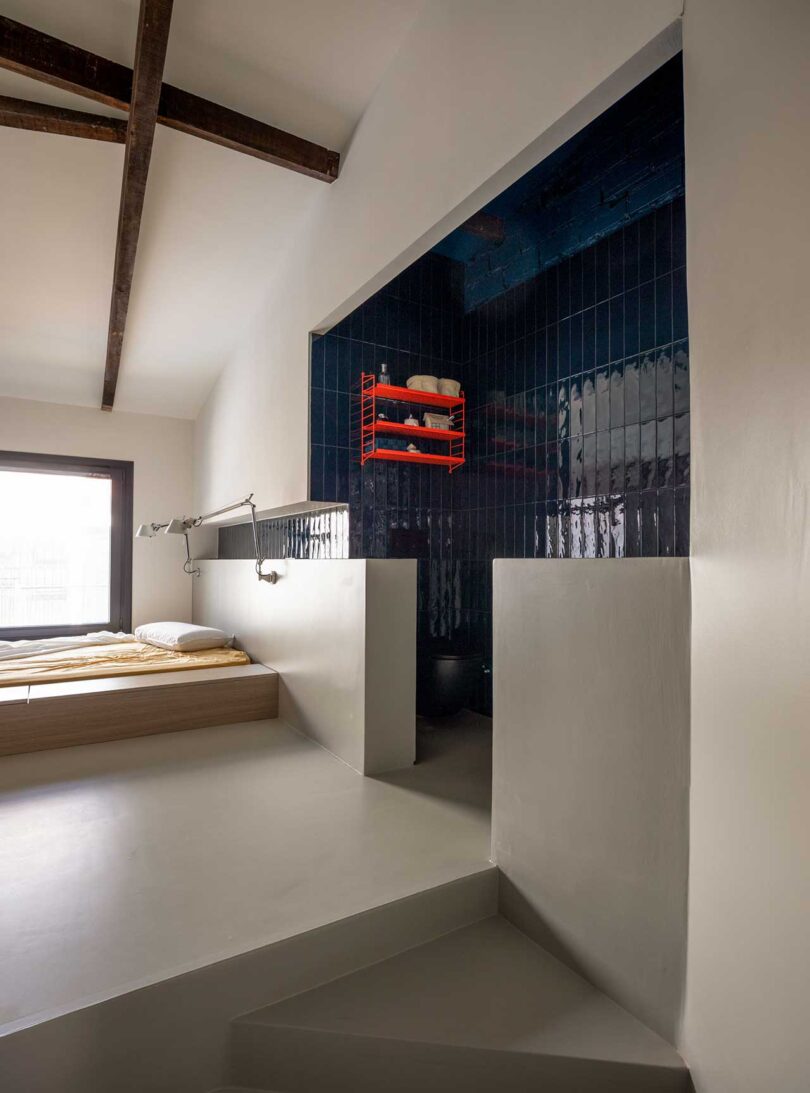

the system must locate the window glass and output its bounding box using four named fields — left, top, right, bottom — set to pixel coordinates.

left=0, top=470, right=112, bottom=629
